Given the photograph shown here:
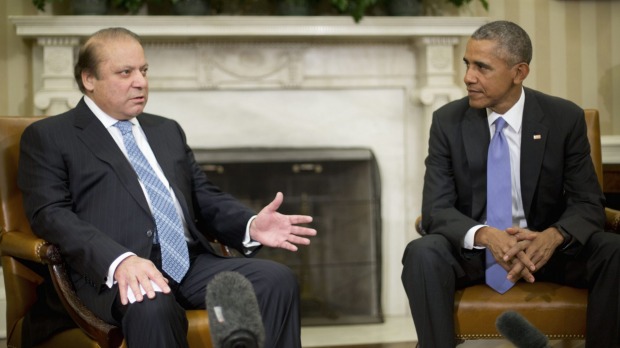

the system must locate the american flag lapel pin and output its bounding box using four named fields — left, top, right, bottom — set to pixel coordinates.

left=533, top=133, right=542, bottom=140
